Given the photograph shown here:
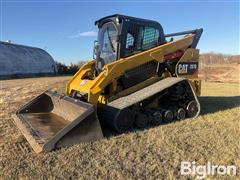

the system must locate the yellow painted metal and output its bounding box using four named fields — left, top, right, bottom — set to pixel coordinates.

left=108, top=76, right=162, bottom=102
left=175, top=48, right=201, bottom=96
left=190, top=80, right=201, bottom=96
left=98, top=95, right=107, bottom=104
left=66, top=34, right=196, bottom=106
left=66, top=60, right=95, bottom=95
left=175, top=48, right=200, bottom=79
